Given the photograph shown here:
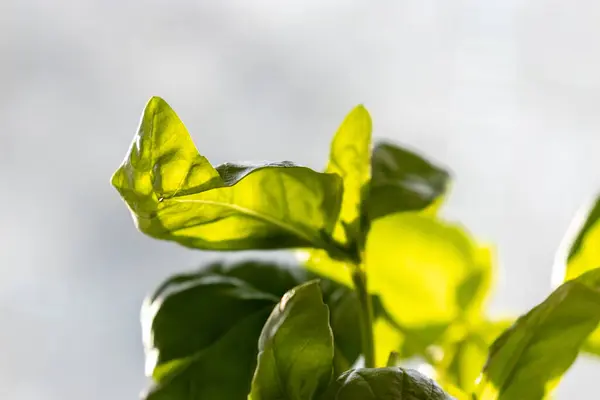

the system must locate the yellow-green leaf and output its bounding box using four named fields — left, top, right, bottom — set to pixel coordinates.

left=553, top=195, right=600, bottom=356
left=365, top=213, right=492, bottom=328
left=112, top=96, right=344, bottom=251
left=476, top=268, right=600, bottom=400
left=325, top=104, right=372, bottom=244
